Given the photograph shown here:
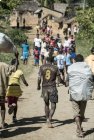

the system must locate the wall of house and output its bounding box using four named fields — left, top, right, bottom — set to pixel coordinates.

left=10, top=11, right=38, bottom=27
